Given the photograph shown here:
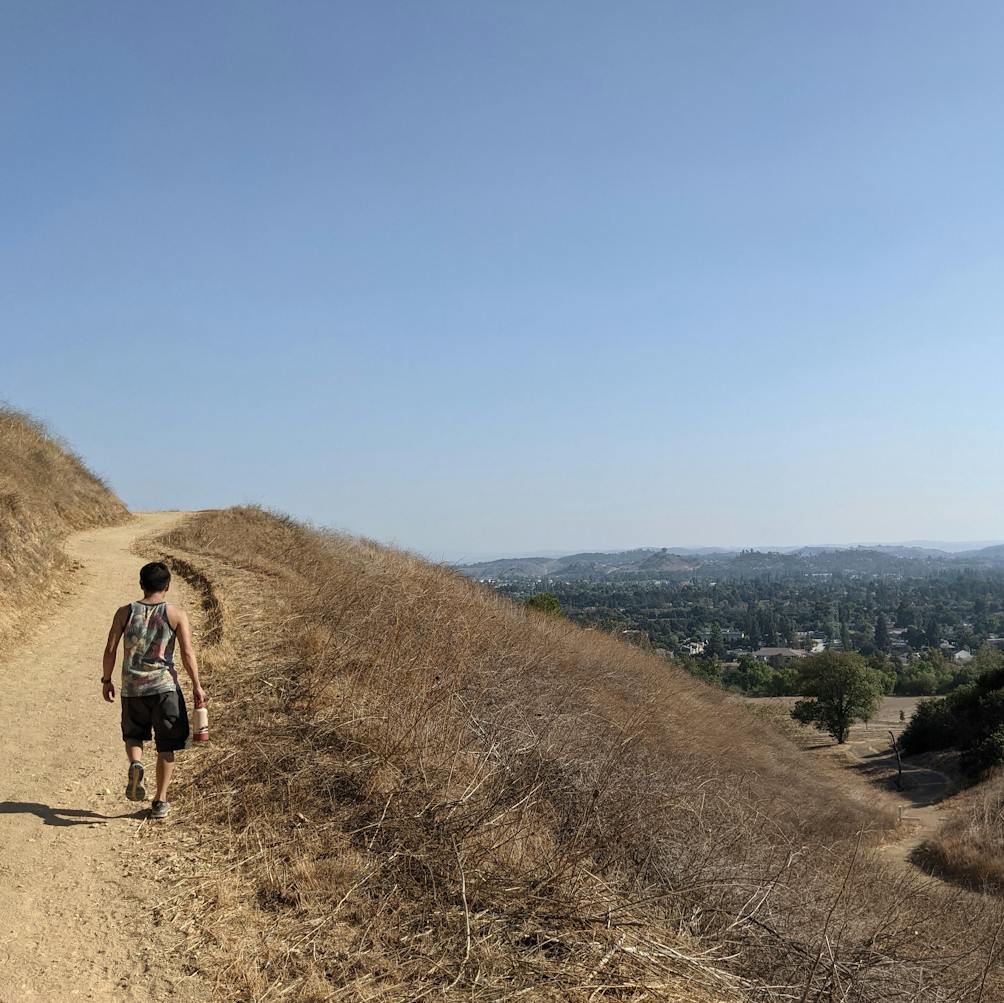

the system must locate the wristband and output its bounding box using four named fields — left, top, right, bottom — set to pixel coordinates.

left=101, top=677, right=113, bottom=684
